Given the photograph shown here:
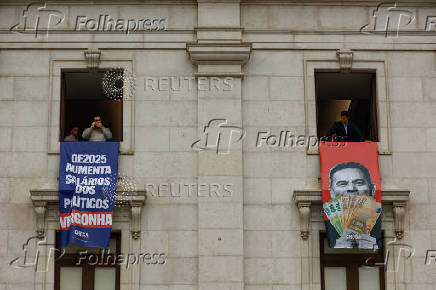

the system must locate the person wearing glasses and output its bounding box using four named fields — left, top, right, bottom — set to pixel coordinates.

left=82, top=116, right=112, bottom=141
